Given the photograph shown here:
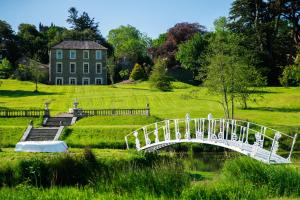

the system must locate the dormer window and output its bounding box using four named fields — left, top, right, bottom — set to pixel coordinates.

left=69, top=50, right=76, bottom=59
left=56, top=50, right=63, bottom=59
left=96, top=50, right=102, bottom=60
left=83, top=50, right=89, bottom=59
